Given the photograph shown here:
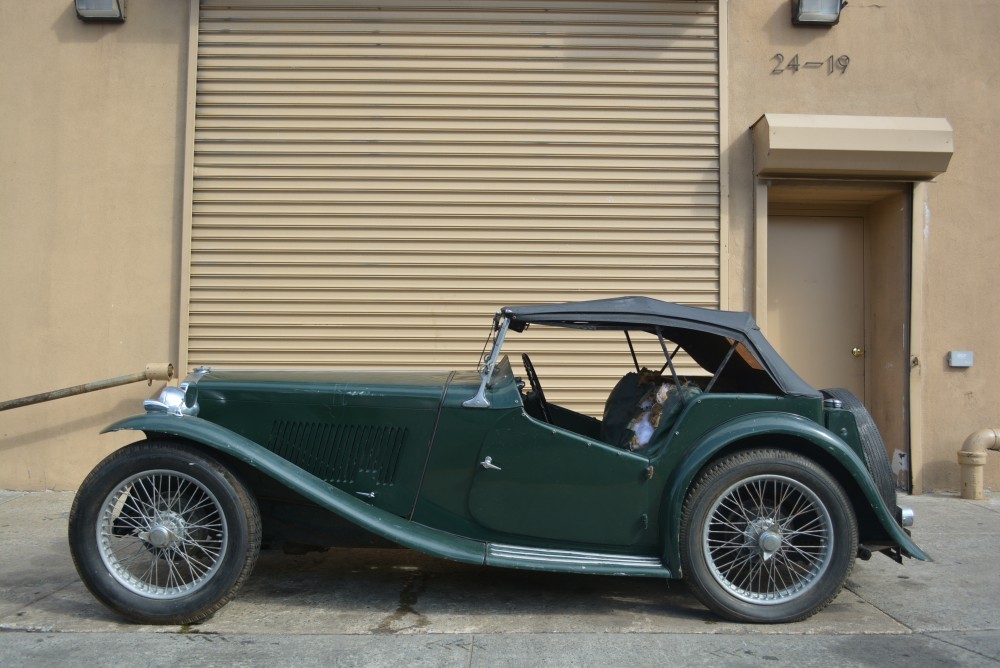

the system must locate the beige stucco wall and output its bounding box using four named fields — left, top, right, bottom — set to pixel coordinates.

left=0, top=1, right=189, bottom=488
left=726, top=1, right=1000, bottom=491
left=1, top=0, right=997, bottom=493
